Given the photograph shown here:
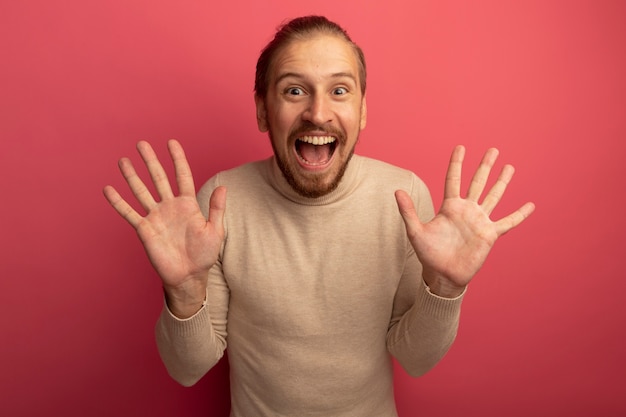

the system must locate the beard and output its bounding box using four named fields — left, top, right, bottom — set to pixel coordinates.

left=268, top=121, right=357, bottom=199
